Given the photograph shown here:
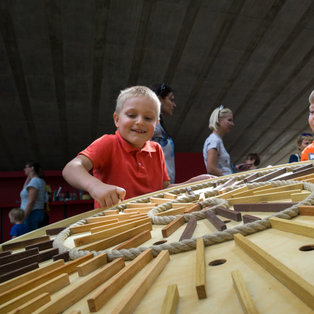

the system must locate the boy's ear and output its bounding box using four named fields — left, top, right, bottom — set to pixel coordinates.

left=113, top=112, right=119, bottom=128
